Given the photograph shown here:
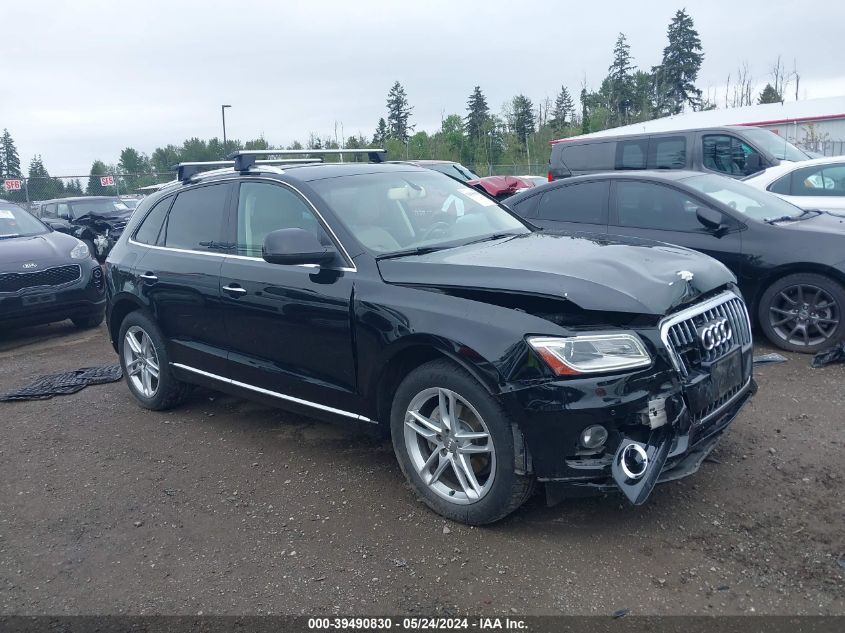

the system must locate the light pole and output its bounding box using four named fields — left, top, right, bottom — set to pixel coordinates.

left=221, top=104, right=232, bottom=156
